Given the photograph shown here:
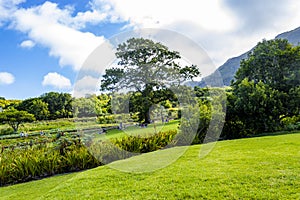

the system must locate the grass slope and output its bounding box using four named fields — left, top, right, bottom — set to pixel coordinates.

left=1, top=132, right=299, bottom=199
